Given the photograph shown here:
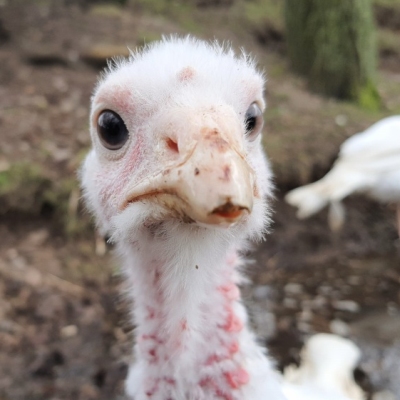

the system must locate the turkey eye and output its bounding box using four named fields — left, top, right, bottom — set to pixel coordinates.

left=97, top=110, right=129, bottom=150
left=244, top=103, right=263, bottom=141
